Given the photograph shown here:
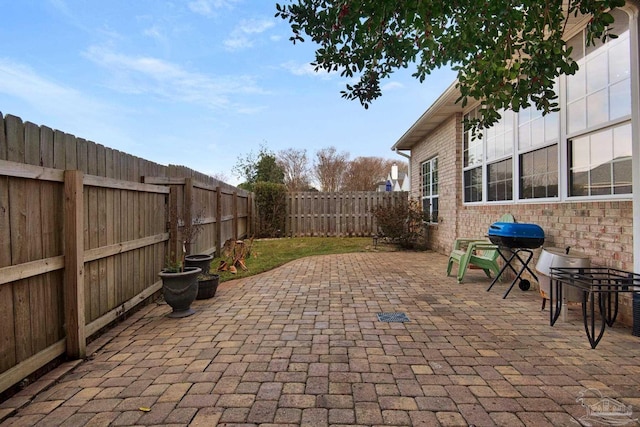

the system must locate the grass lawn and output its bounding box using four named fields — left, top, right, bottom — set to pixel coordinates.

left=211, top=237, right=397, bottom=283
